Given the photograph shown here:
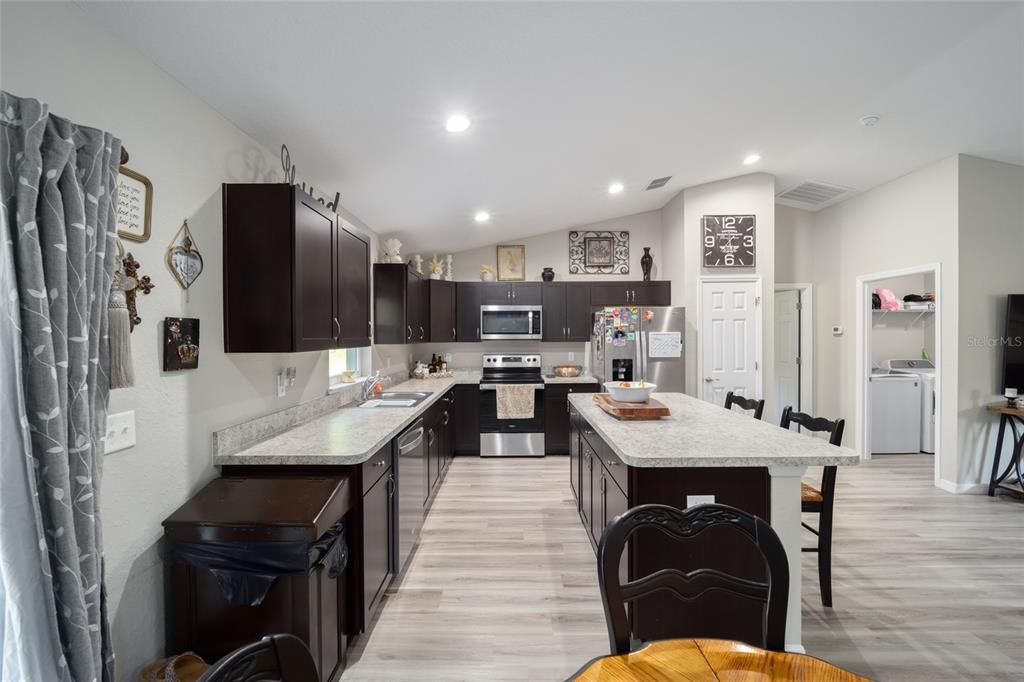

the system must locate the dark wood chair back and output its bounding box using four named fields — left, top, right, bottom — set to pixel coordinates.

left=780, top=406, right=845, bottom=507
left=199, top=634, right=319, bottom=682
left=724, top=391, right=766, bottom=420
left=597, top=503, right=789, bottom=655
